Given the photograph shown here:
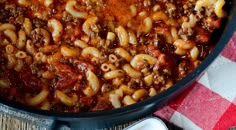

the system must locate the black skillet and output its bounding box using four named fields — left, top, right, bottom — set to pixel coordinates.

left=0, top=1, right=236, bottom=129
